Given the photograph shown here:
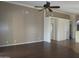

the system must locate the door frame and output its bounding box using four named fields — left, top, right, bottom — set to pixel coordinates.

left=44, top=16, right=70, bottom=43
